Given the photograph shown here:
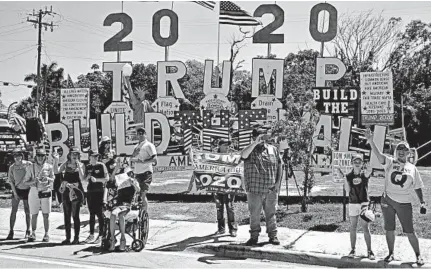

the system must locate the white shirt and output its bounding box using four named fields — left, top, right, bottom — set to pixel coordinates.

left=383, top=156, right=424, bottom=203
left=133, top=140, right=157, bottom=174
